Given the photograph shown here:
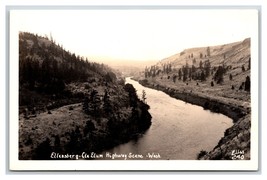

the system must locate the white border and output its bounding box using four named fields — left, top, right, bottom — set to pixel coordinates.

left=5, top=1, right=262, bottom=173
